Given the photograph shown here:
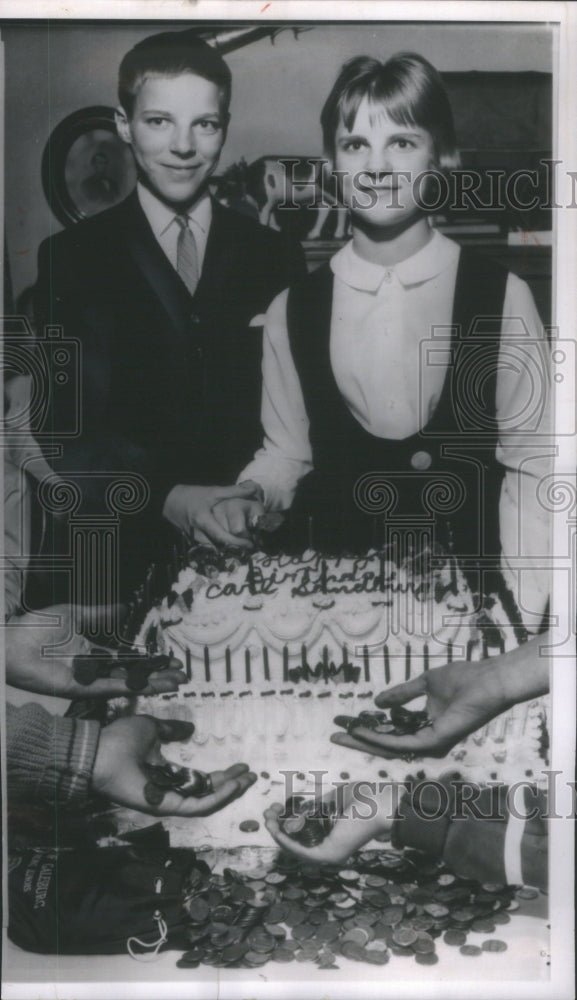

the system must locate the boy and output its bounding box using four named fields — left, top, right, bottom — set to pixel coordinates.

left=34, top=29, right=305, bottom=598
